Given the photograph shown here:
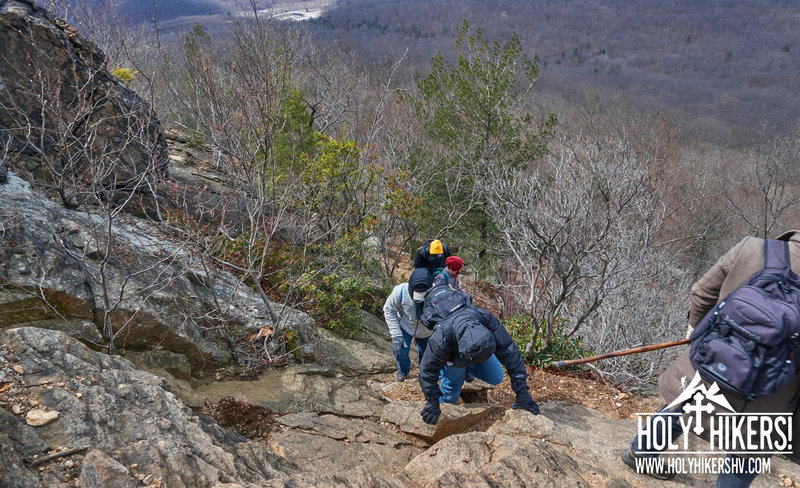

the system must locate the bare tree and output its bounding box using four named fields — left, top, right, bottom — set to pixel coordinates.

left=721, top=126, right=800, bottom=239
left=163, top=7, right=319, bottom=345
left=484, top=135, right=672, bottom=360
